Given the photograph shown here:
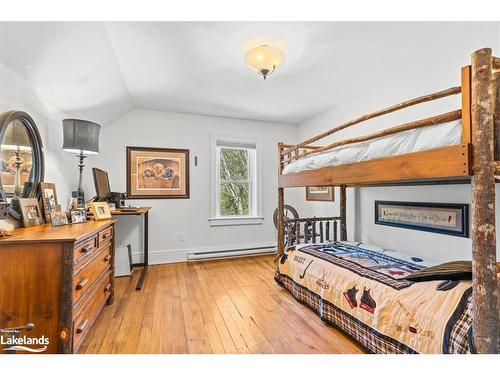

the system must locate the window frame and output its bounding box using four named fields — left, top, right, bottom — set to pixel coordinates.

left=209, top=134, right=263, bottom=227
